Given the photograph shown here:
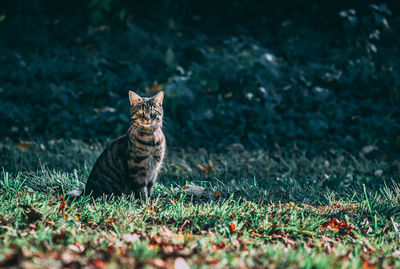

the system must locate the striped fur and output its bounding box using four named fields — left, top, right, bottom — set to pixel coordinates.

left=84, top=91, right=166, bottom=199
